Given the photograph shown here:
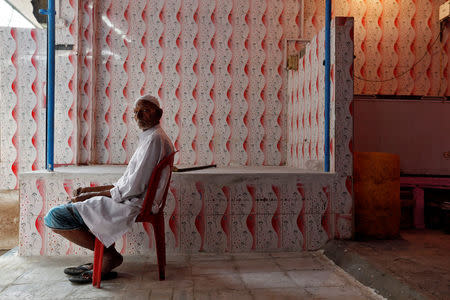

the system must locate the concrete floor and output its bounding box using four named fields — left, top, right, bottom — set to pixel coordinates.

left=325, top=229, right=450, bottom=300
left=0, top=250, right=383, bottom=300
left=3, top=188, right=447, bottom=299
